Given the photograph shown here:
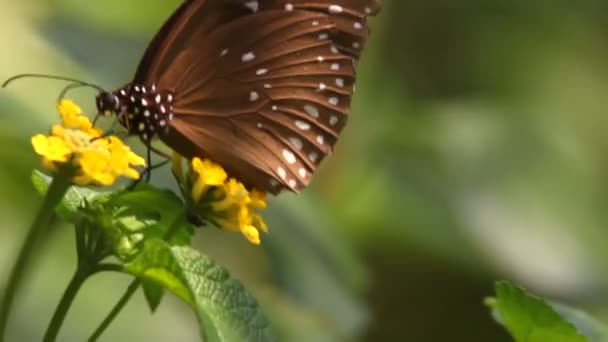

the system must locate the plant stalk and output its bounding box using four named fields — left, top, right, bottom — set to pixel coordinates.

left=87, top=210, right=188, bottom=341
left=87, top=279, right=140, bottom=342
left=43, top=264, right=91, bottom=342
left=0, top=174, right=72, bottom=341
